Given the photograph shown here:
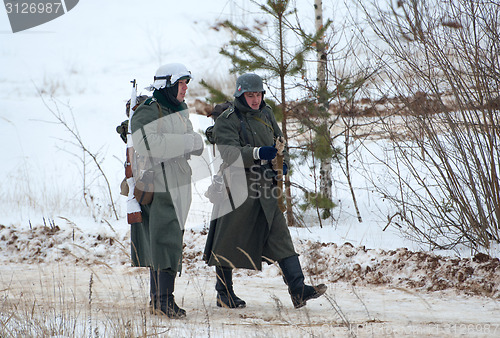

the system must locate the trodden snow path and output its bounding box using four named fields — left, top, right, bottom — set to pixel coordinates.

left=1, top=263, right=499, bottom=337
